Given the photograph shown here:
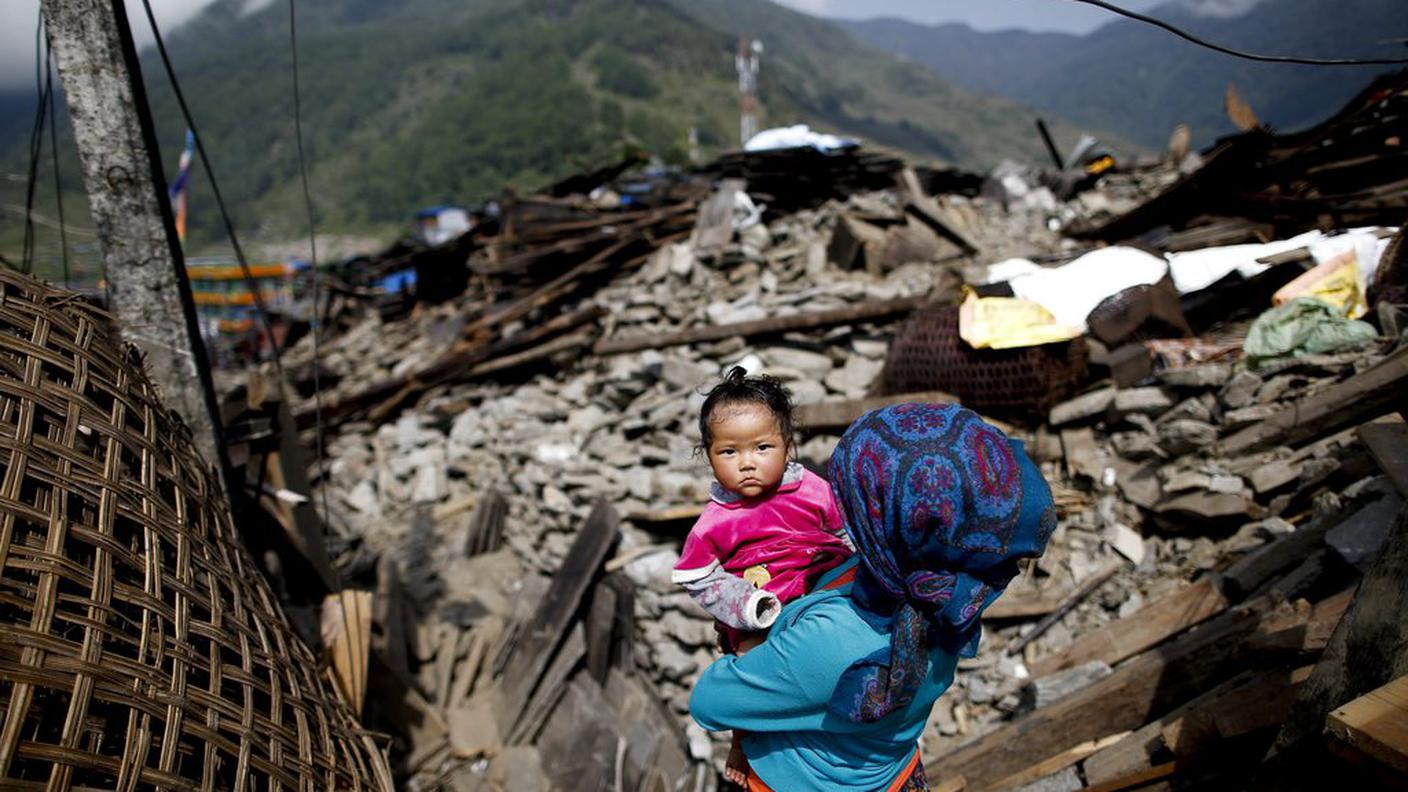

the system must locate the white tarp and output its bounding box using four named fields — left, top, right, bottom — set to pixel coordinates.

left=1007, top=246, right=1169, bottom=332
left=1165, top=227, right=1393, bottom=295
left=744, top=124, right=857, bottom=152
